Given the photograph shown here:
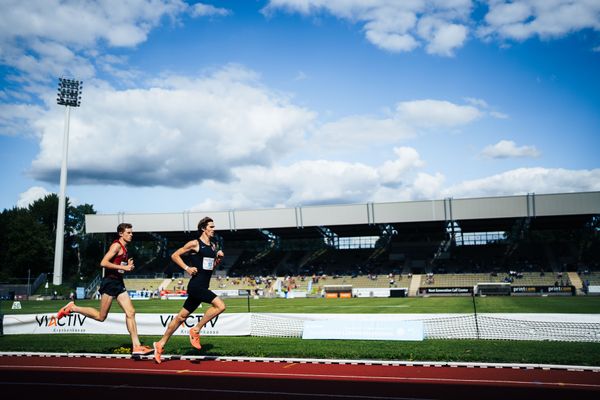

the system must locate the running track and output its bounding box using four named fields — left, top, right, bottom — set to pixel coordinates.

left=1, top=352, right=598, bottom=399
